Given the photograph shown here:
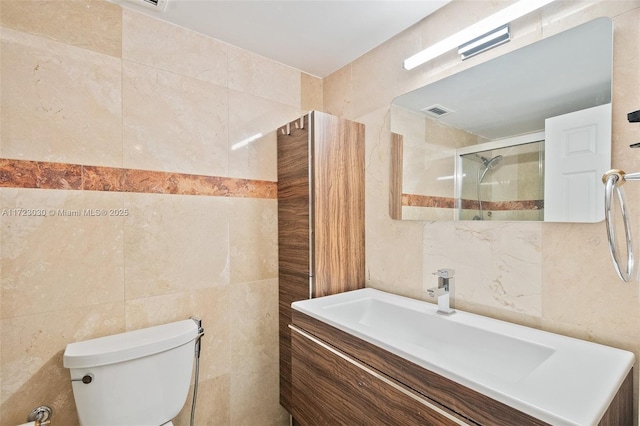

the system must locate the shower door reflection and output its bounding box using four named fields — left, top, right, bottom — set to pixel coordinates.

left=458, top=141, right=544, bottom=221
